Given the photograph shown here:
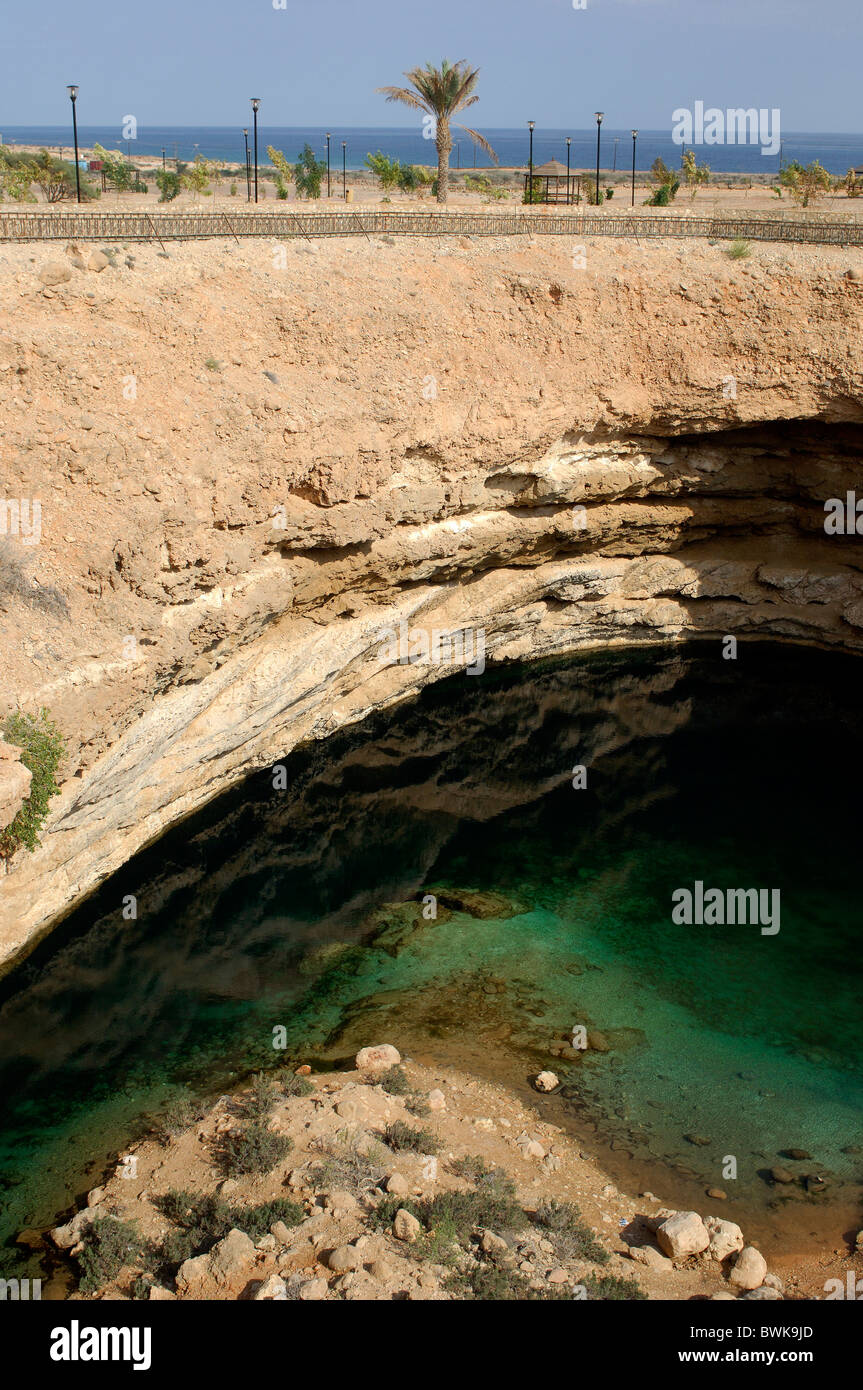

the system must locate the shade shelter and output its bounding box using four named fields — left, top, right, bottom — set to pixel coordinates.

left=523, top=158, right=580, bottom=204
